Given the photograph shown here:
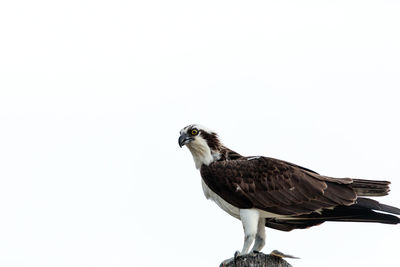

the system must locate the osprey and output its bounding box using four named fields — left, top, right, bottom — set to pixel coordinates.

left=178, top=124, right=400, bottom=255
